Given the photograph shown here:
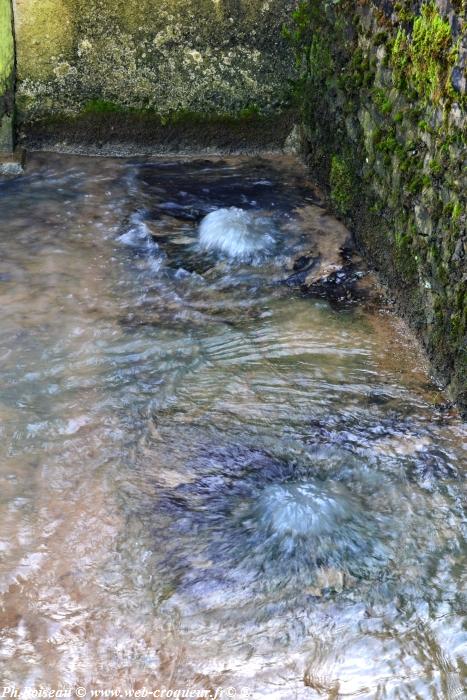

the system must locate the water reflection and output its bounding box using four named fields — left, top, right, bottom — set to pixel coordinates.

left=0, top=153, right=464, bottom=697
